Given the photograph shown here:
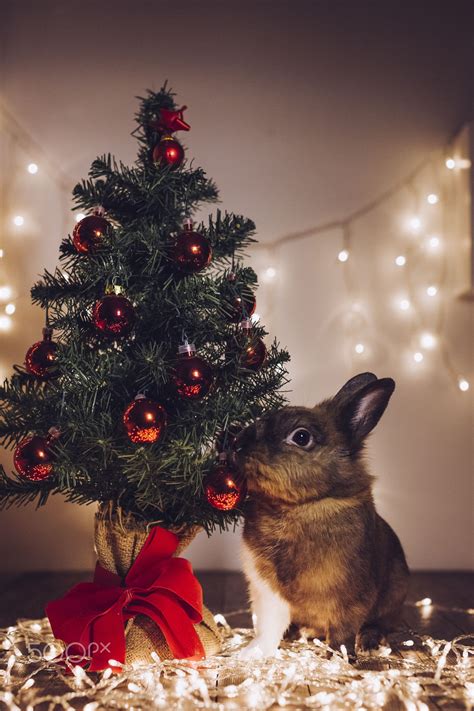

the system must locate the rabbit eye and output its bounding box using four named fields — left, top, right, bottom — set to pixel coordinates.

left=286, top=428, right=314, bottom=450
